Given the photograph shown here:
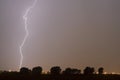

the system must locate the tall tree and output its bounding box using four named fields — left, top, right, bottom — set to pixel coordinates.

left=50, top=66, right=61, bottom=75
left=20, top=67, right=31, bottom=75
left=98, top=67, right=104, bottom=74
left=83, top=67, right=95, bottom=75
left=32, top=66, right=42, bottom=75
